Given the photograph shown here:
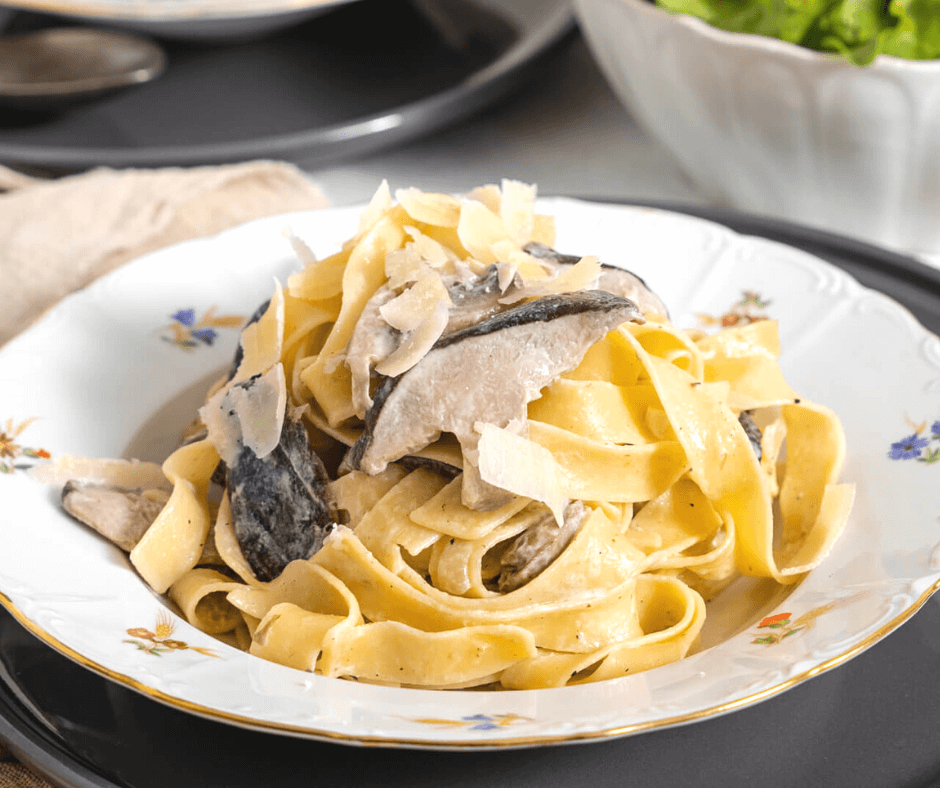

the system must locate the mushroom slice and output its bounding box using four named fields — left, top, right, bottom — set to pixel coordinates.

left=523, top=242, right=669, bottom=319
left=498, top=500, right=588, bottom=593
left=227, top=418, right=340, bottom=583
left=62, top=482, right=223, bottom=565
left=345, top=285, right=400, bottom=416
left=342, top=291, right=645, bottom=503
left=738, top=410, right=763, bottom=461
left=441, top=265, right=513, bottom=334
left=62, top=482, right=166, bottom=552
left=345, top=266, right=514, bottom=417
